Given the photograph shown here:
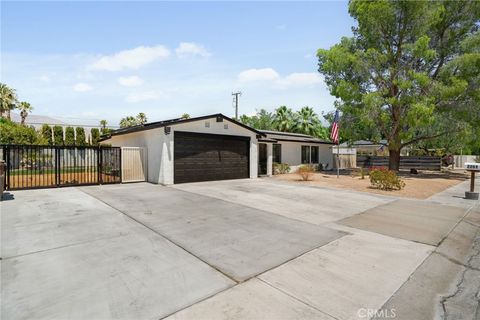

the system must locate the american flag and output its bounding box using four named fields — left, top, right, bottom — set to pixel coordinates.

left=330, top=109, right=340, bottom=144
